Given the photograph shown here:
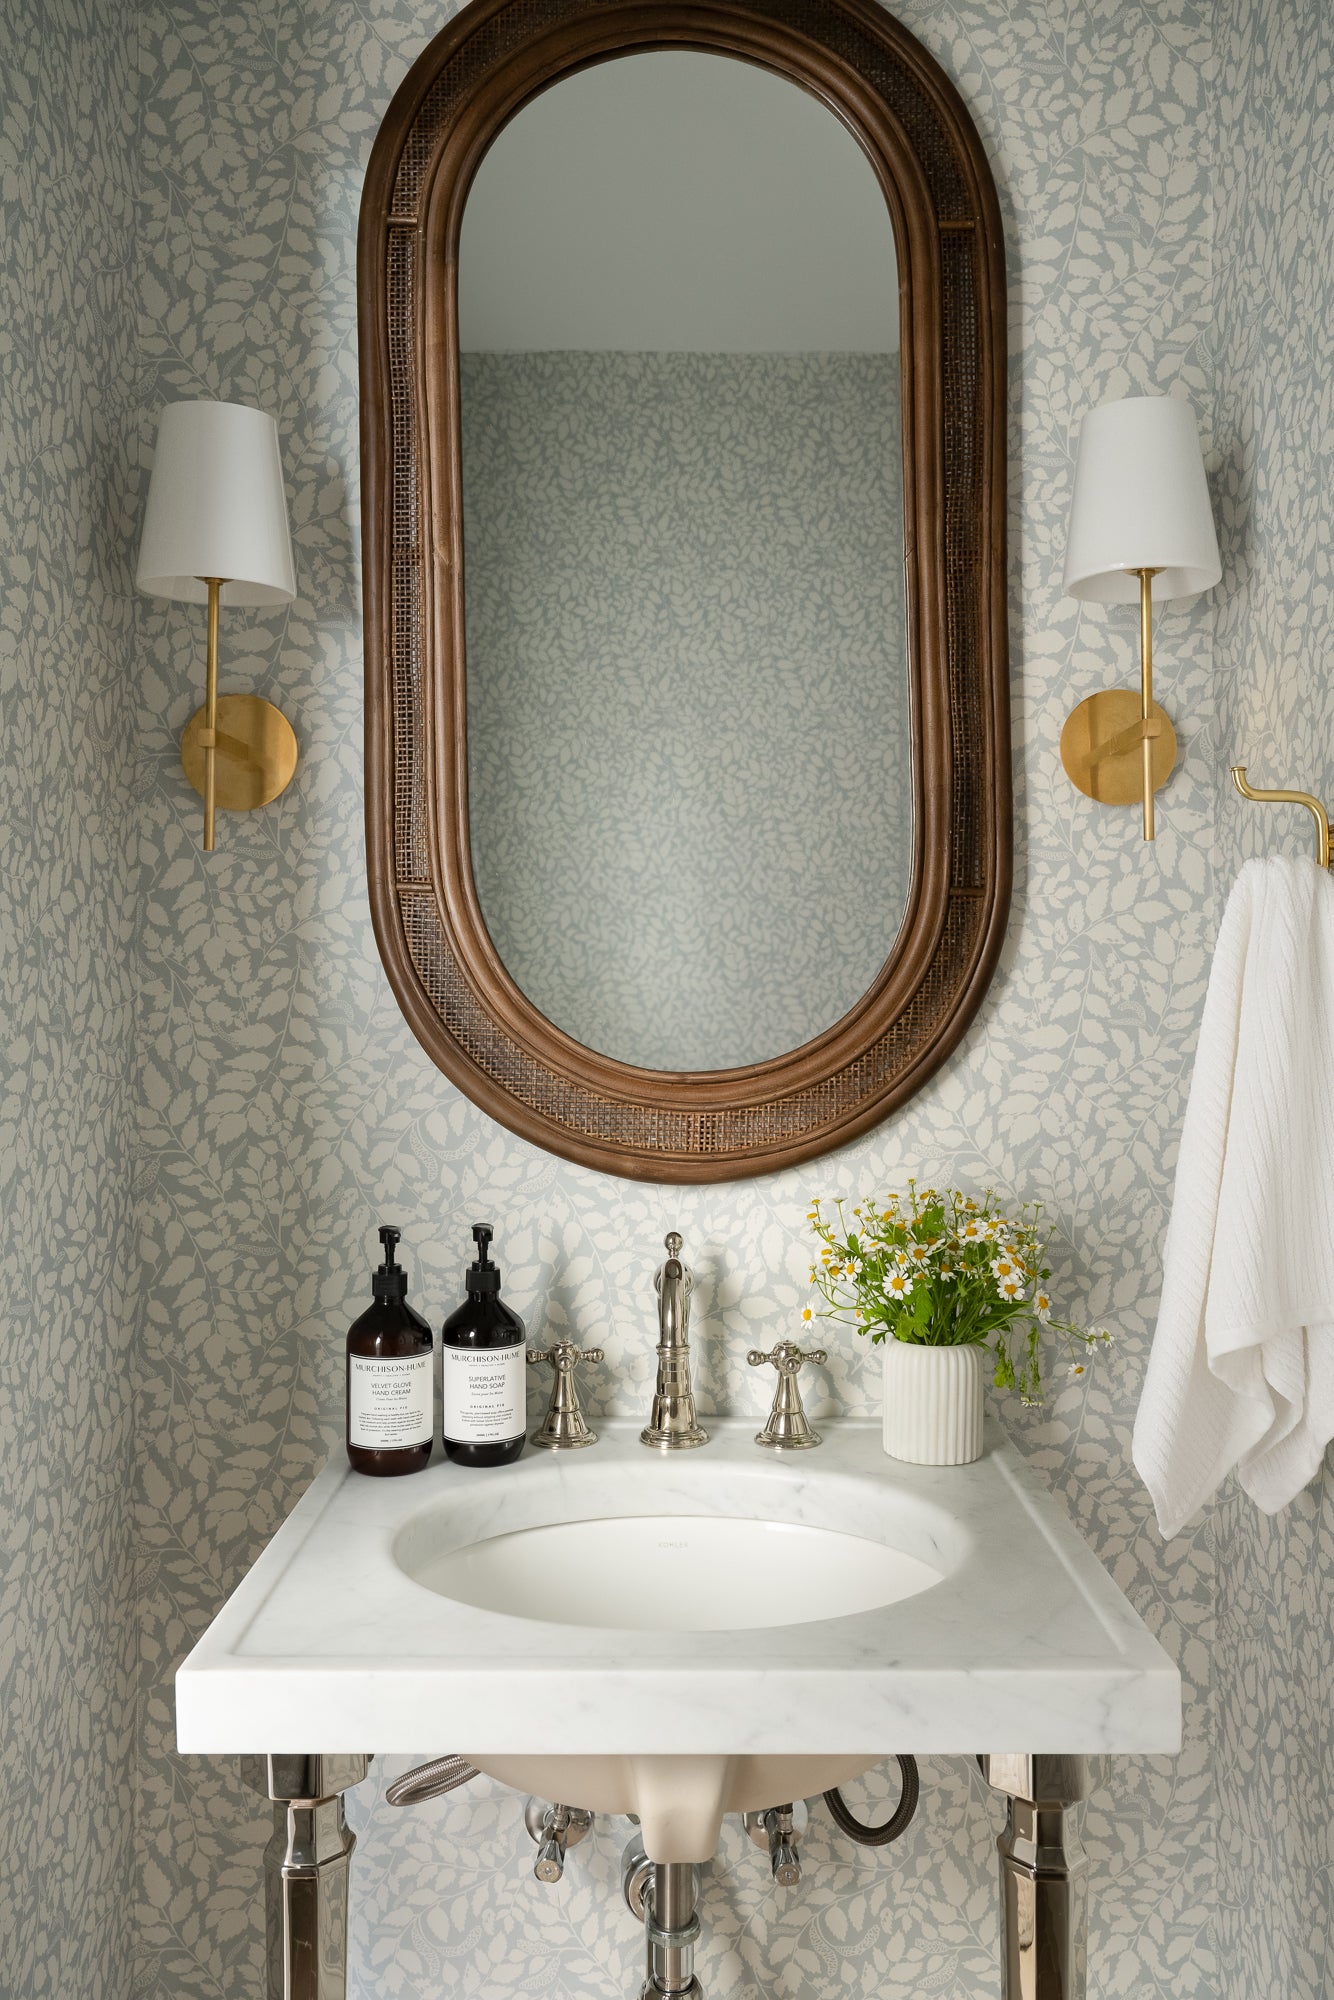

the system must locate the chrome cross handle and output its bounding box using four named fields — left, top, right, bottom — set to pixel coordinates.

left=527, top=1338, right=604, bottom=1450
left=524, top=1797, right=594, bottom=1882
left=744, top=1800, right=808, bottom=1886
left=747, top=1340, right=827, bottom=1450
